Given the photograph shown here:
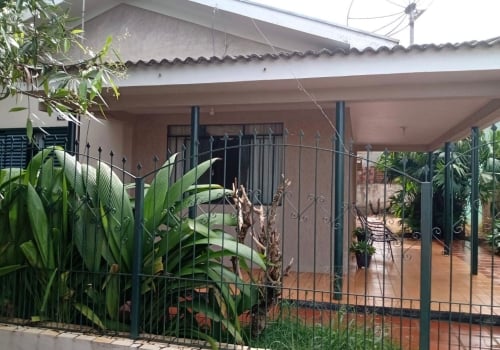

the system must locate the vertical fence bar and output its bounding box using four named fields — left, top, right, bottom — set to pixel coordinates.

left=420, top=181, right=433, bottom=350
left=443, top=142, right=451, bottom=255
left=189, top=106, right=200, bottom=219
left=131, top=175, right=145, bottom=339
left=333, top=101, right=345, bottom=299
left=471, top=126, right=479, bottom=275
